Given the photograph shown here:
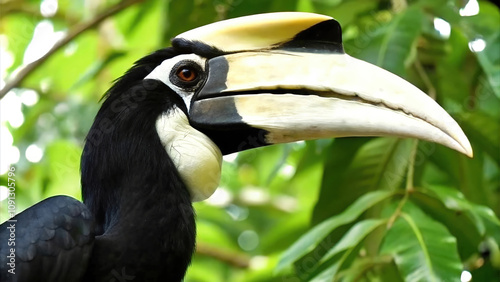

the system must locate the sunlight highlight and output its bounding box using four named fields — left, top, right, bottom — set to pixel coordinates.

left=40, top=0, right=59, bottom=18
left=433, top=18, right=451, bottom=39
left=206, top=187, right=233, bottom=207
left=0, top=186, right=9, bottom=201
left=223, top=152, right=238, bottom=163
left=24, top=20, right=65, bottom=65
left=238, top=230, right=259, bottom=251
left=460, top=0, right=480, bottom=16
left=1, top=92, right=24, bottom=128
left=249, top=256, right=269, bottom=270
left=468, top=38, right=486, bottom=53
left=0, top=99, right=22, bottom=173
left=460, top=270, right=472, bottom=282
left=279, top=164, right=296, bottom=178
left=0, top=141, right=20, bottom=175
left=20, top=89, right=39, bottom=106
left=240, top=187, right=270, bottom=205
left=26, top=144, right=44, bottom=163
